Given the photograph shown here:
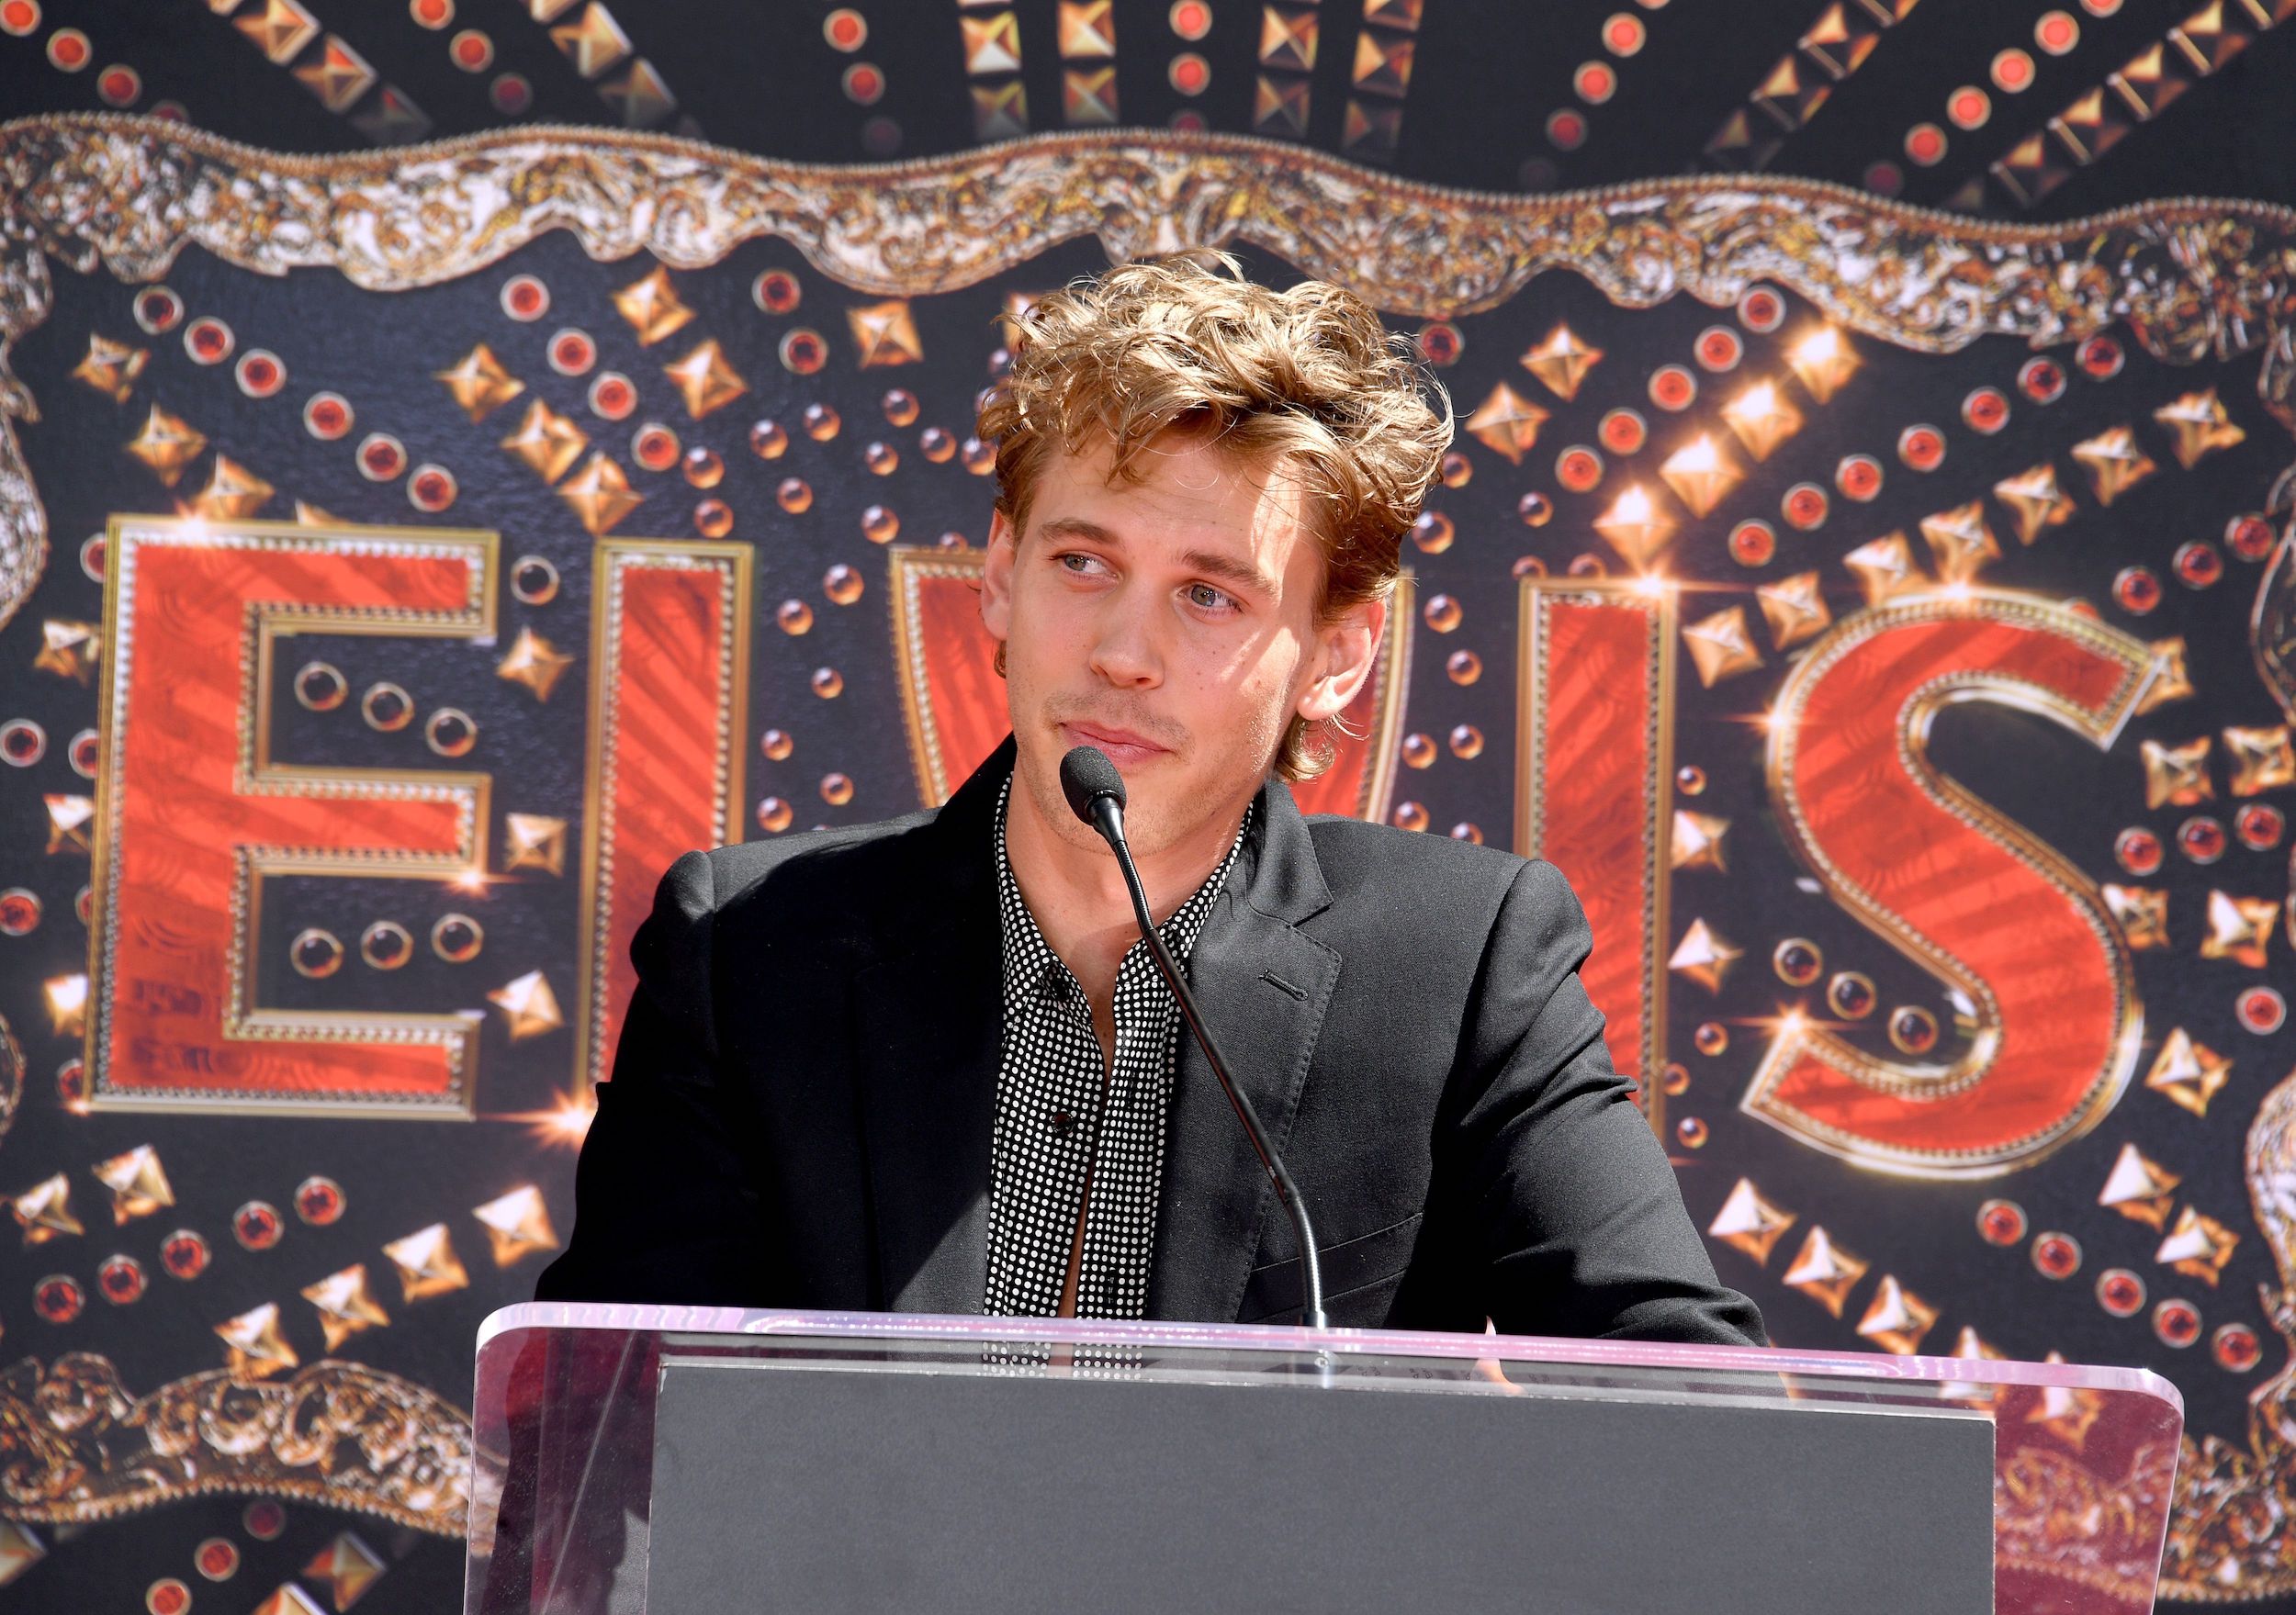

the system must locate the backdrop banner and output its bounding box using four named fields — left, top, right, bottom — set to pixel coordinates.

left=2, top=115, right=2295, bottom=1610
